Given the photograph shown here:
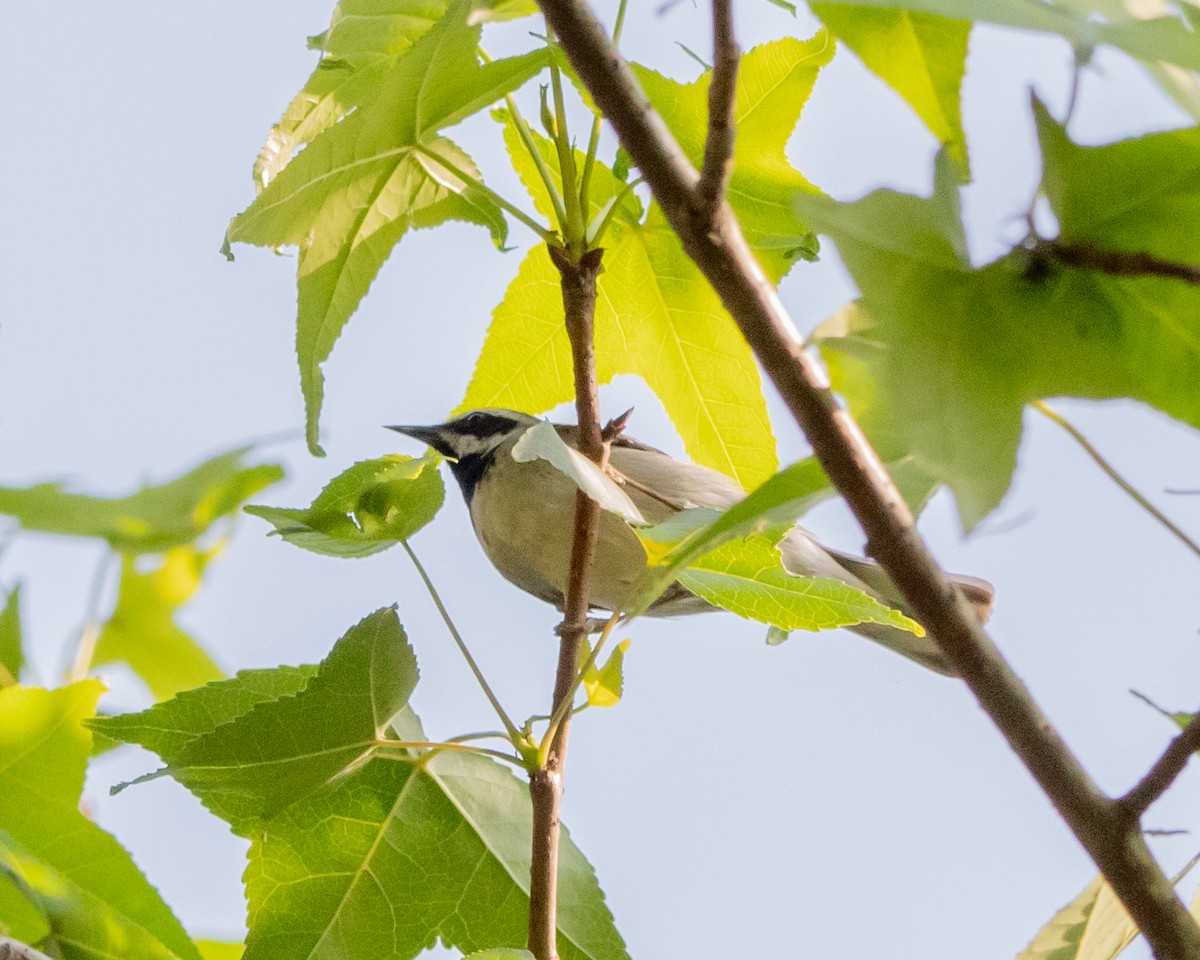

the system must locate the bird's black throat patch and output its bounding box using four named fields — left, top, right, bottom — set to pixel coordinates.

left=446, top=450, right=495, bottom=505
